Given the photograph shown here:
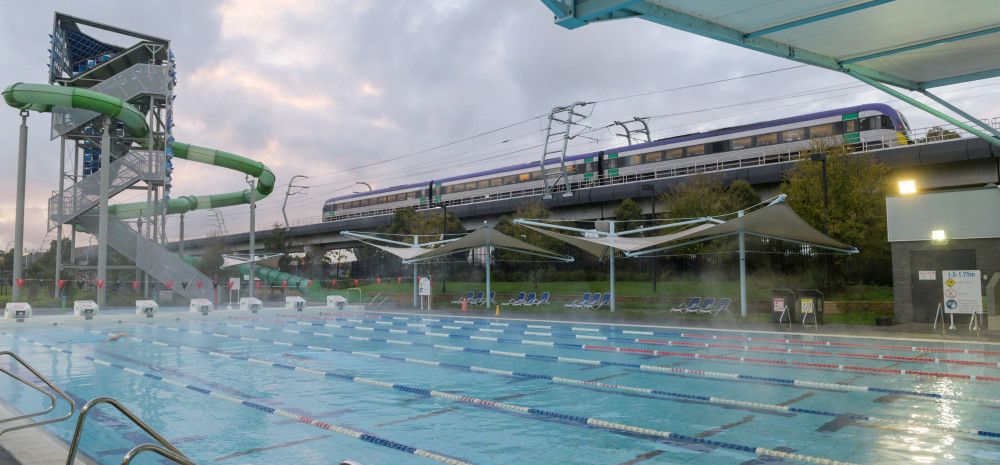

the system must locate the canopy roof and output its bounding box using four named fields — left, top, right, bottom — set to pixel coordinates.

left=518, top=199, right=856, bottom=256
left=403, top=226, right=574, bottom=263
left=628, top=201, right=857, bottom=255
left=366, top=243, right=435, bottom=260
left=520, top=222, right=717, bottom=257
left=541, top=0, right=1000, bottom=90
